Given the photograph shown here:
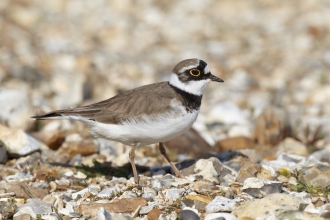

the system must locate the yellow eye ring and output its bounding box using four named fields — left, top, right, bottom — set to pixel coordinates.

left=189, top=69, right=200, bottom=77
